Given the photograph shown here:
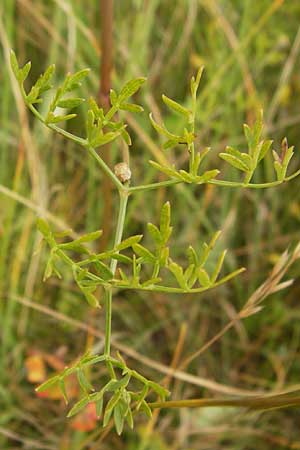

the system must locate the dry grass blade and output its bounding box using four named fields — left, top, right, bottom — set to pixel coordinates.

left=241, top=242, right=300, bottom=318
